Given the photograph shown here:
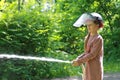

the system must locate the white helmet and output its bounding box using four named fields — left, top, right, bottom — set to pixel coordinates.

left=73, top=12, right=103, bottom=27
